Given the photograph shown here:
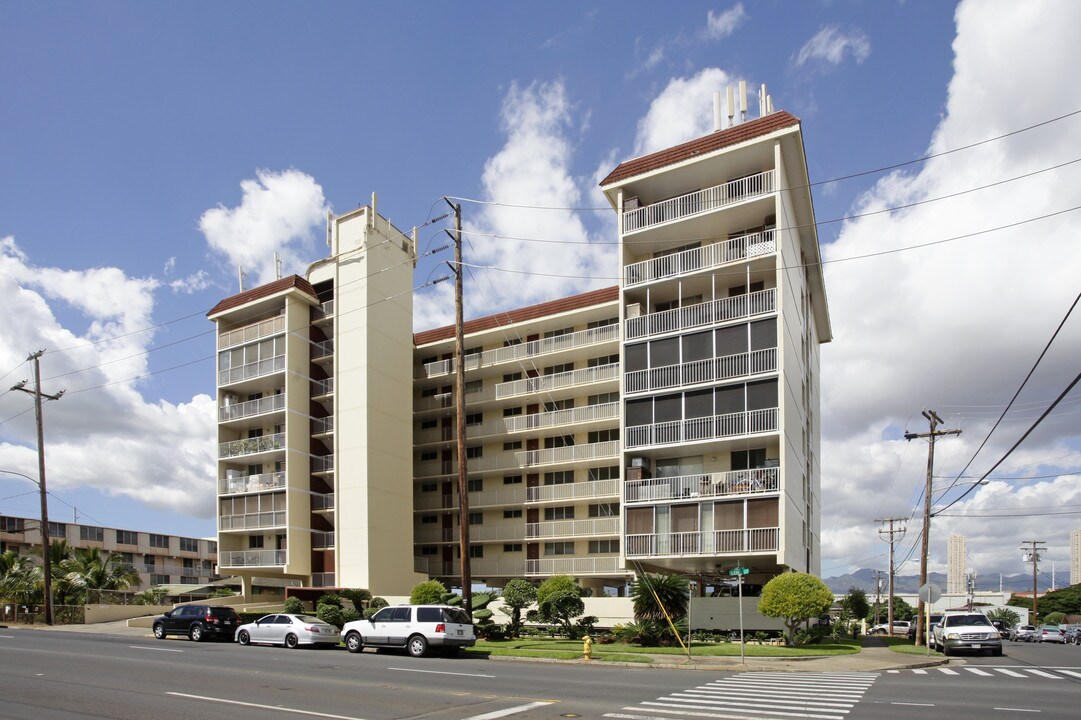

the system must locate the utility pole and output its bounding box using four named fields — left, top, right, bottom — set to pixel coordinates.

left=1021, top=540, right=1045, bottom=625
left=11, top=350, right=65, bottom=626
left=444, top=198, right=472, bottom=614
left=876, top=517, right=906, bottom=634
left=904, top=410, right=960, bottom=646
